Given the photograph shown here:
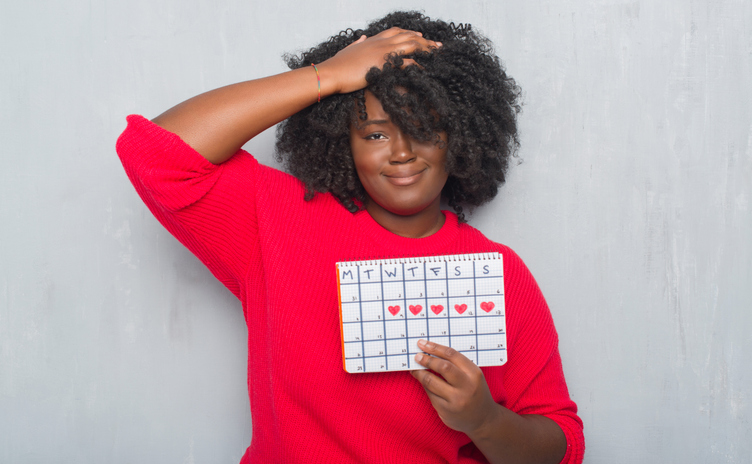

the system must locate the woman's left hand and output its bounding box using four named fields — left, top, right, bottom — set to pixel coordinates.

left=410, top=339, right=499, bottom=435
